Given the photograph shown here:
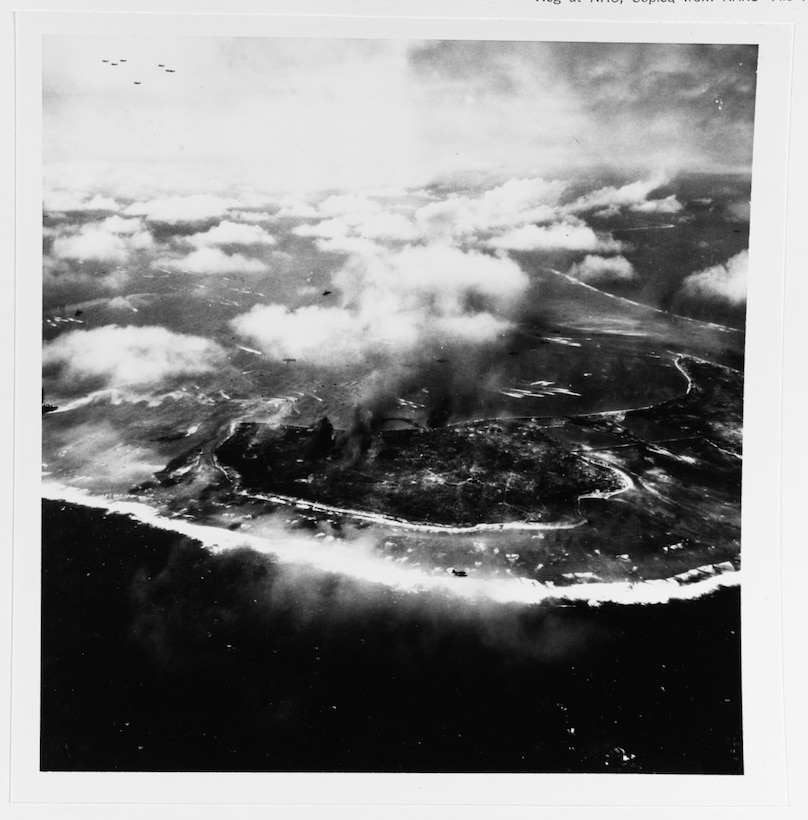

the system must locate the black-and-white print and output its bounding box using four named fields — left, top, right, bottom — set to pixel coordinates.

left=41, top=37, right=753, bottom=773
